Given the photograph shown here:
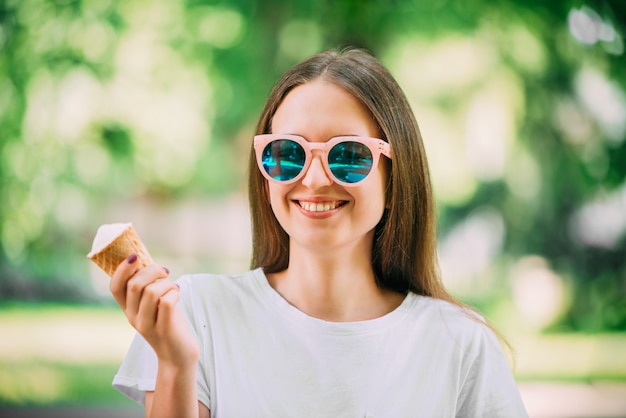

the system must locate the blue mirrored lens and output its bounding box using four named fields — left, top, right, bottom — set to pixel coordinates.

left=261, top=140, right=306, bottom=181
left=328, top=141, right=373, bottom=183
